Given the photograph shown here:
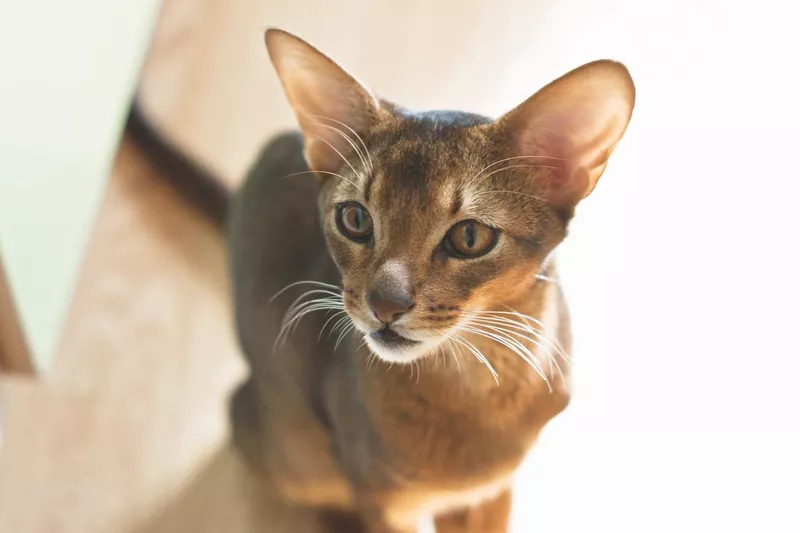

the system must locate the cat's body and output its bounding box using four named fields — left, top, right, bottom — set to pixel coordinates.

left=228, top=130, right=570, bottom=531
left=129, top=29, right=633, bottom=533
